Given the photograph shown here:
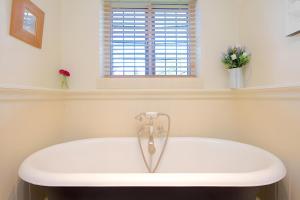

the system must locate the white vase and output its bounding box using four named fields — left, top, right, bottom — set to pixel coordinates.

left=228, top=68, right=244, bottom=89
